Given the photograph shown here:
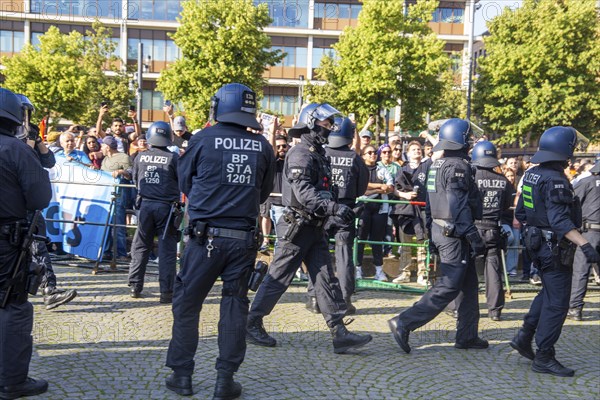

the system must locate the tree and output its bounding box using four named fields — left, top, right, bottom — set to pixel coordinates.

left=1, top=22, right=133, bottom=129
left=474, top=0, right=600, bottom=144
left=305, top=0, right=450, bottom=133
left=157, top=0, right=283, bottom=128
